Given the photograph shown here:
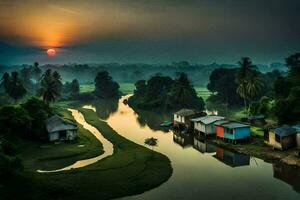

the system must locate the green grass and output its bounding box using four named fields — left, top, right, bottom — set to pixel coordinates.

left=194, top=86, right=211, bottom=101
left=6, top=107, right=172, bottom=200
left=80, top=83, right=135, bottom=95
left=20, top=108, right=104, bottom=171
